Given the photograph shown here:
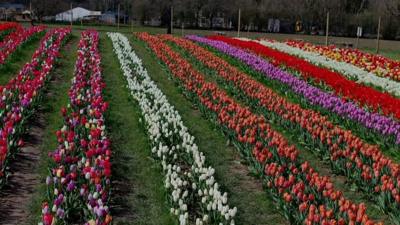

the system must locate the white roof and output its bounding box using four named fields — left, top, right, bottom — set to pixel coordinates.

left=55, top=7, right=101, bottom=21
